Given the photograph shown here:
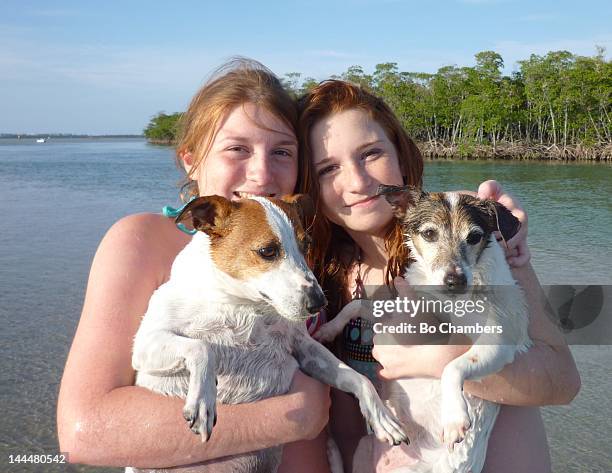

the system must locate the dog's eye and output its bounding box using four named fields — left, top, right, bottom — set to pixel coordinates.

left=466, top=231, right=483, bottom=245
left=421, top=229, right=438, bottom=242
left=257, top=245, right=280, bottom=260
